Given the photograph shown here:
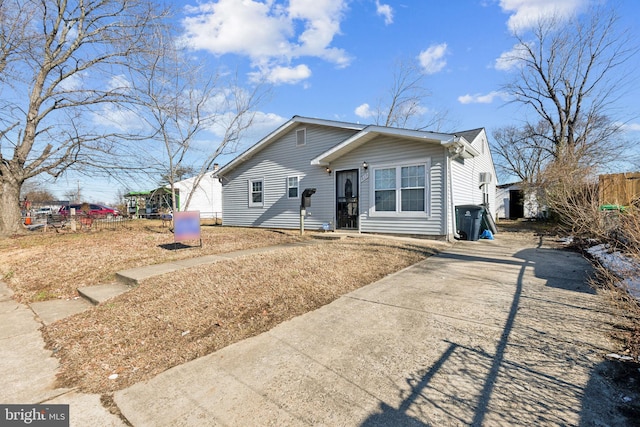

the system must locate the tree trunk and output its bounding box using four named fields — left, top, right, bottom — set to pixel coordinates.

left=0, top=179, right=24, bottom=236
